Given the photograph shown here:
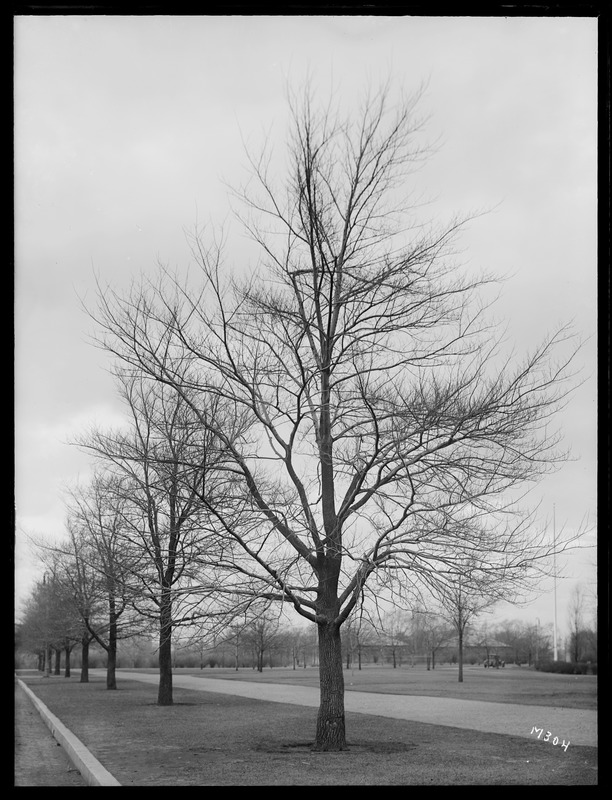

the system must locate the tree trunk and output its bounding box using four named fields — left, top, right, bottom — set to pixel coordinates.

left=54, top=648, right=61, bottom=675
left=573, top=631, right=580, bottom=662
left=106, top=642, right=117, bottom=690
left=80, top=637, right=90, bottom=683
left=106, top=605, right=118, bottom=690
left=432, top=649, right=436, bottom=670
left=158, top=588, right=173, bottom=705
left=64, top=646, right=71, bottom=678
left=314, top=621, right=346, bottom=751
left=458, top=629, right=464, bottom=683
